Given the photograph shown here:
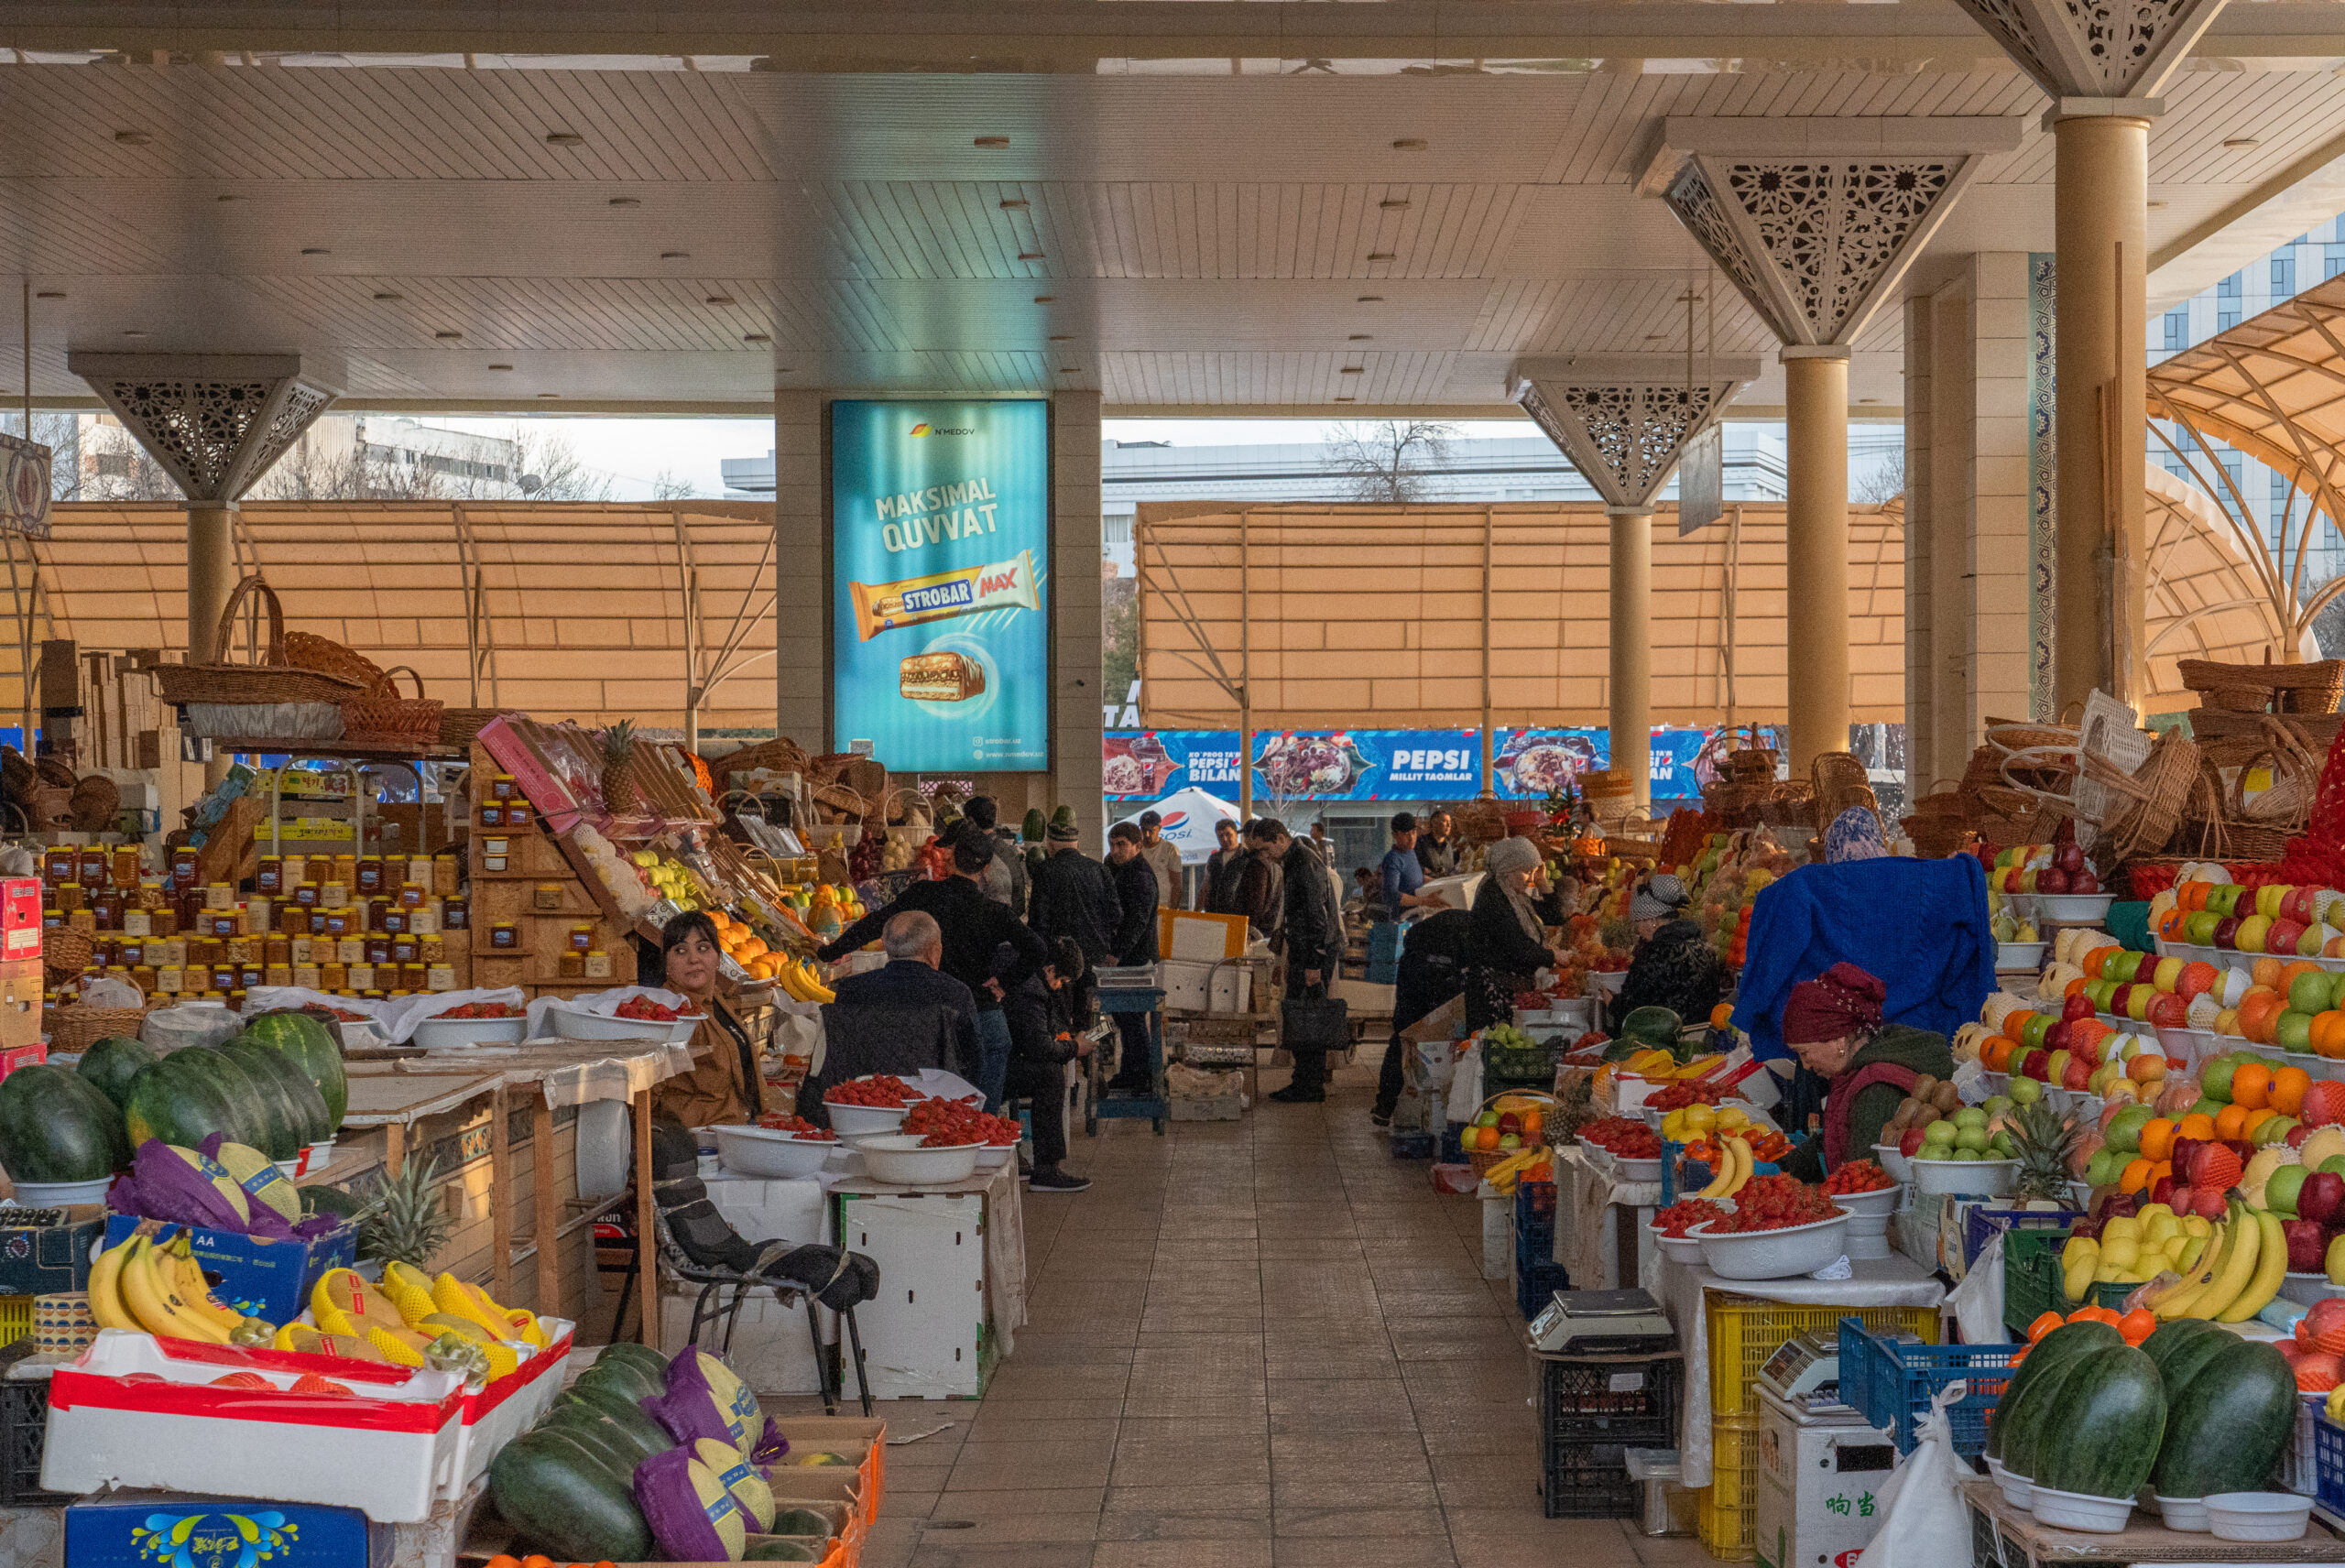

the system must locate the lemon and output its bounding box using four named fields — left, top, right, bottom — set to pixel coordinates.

left=1682, top=1105, right=1718, bottom=1135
